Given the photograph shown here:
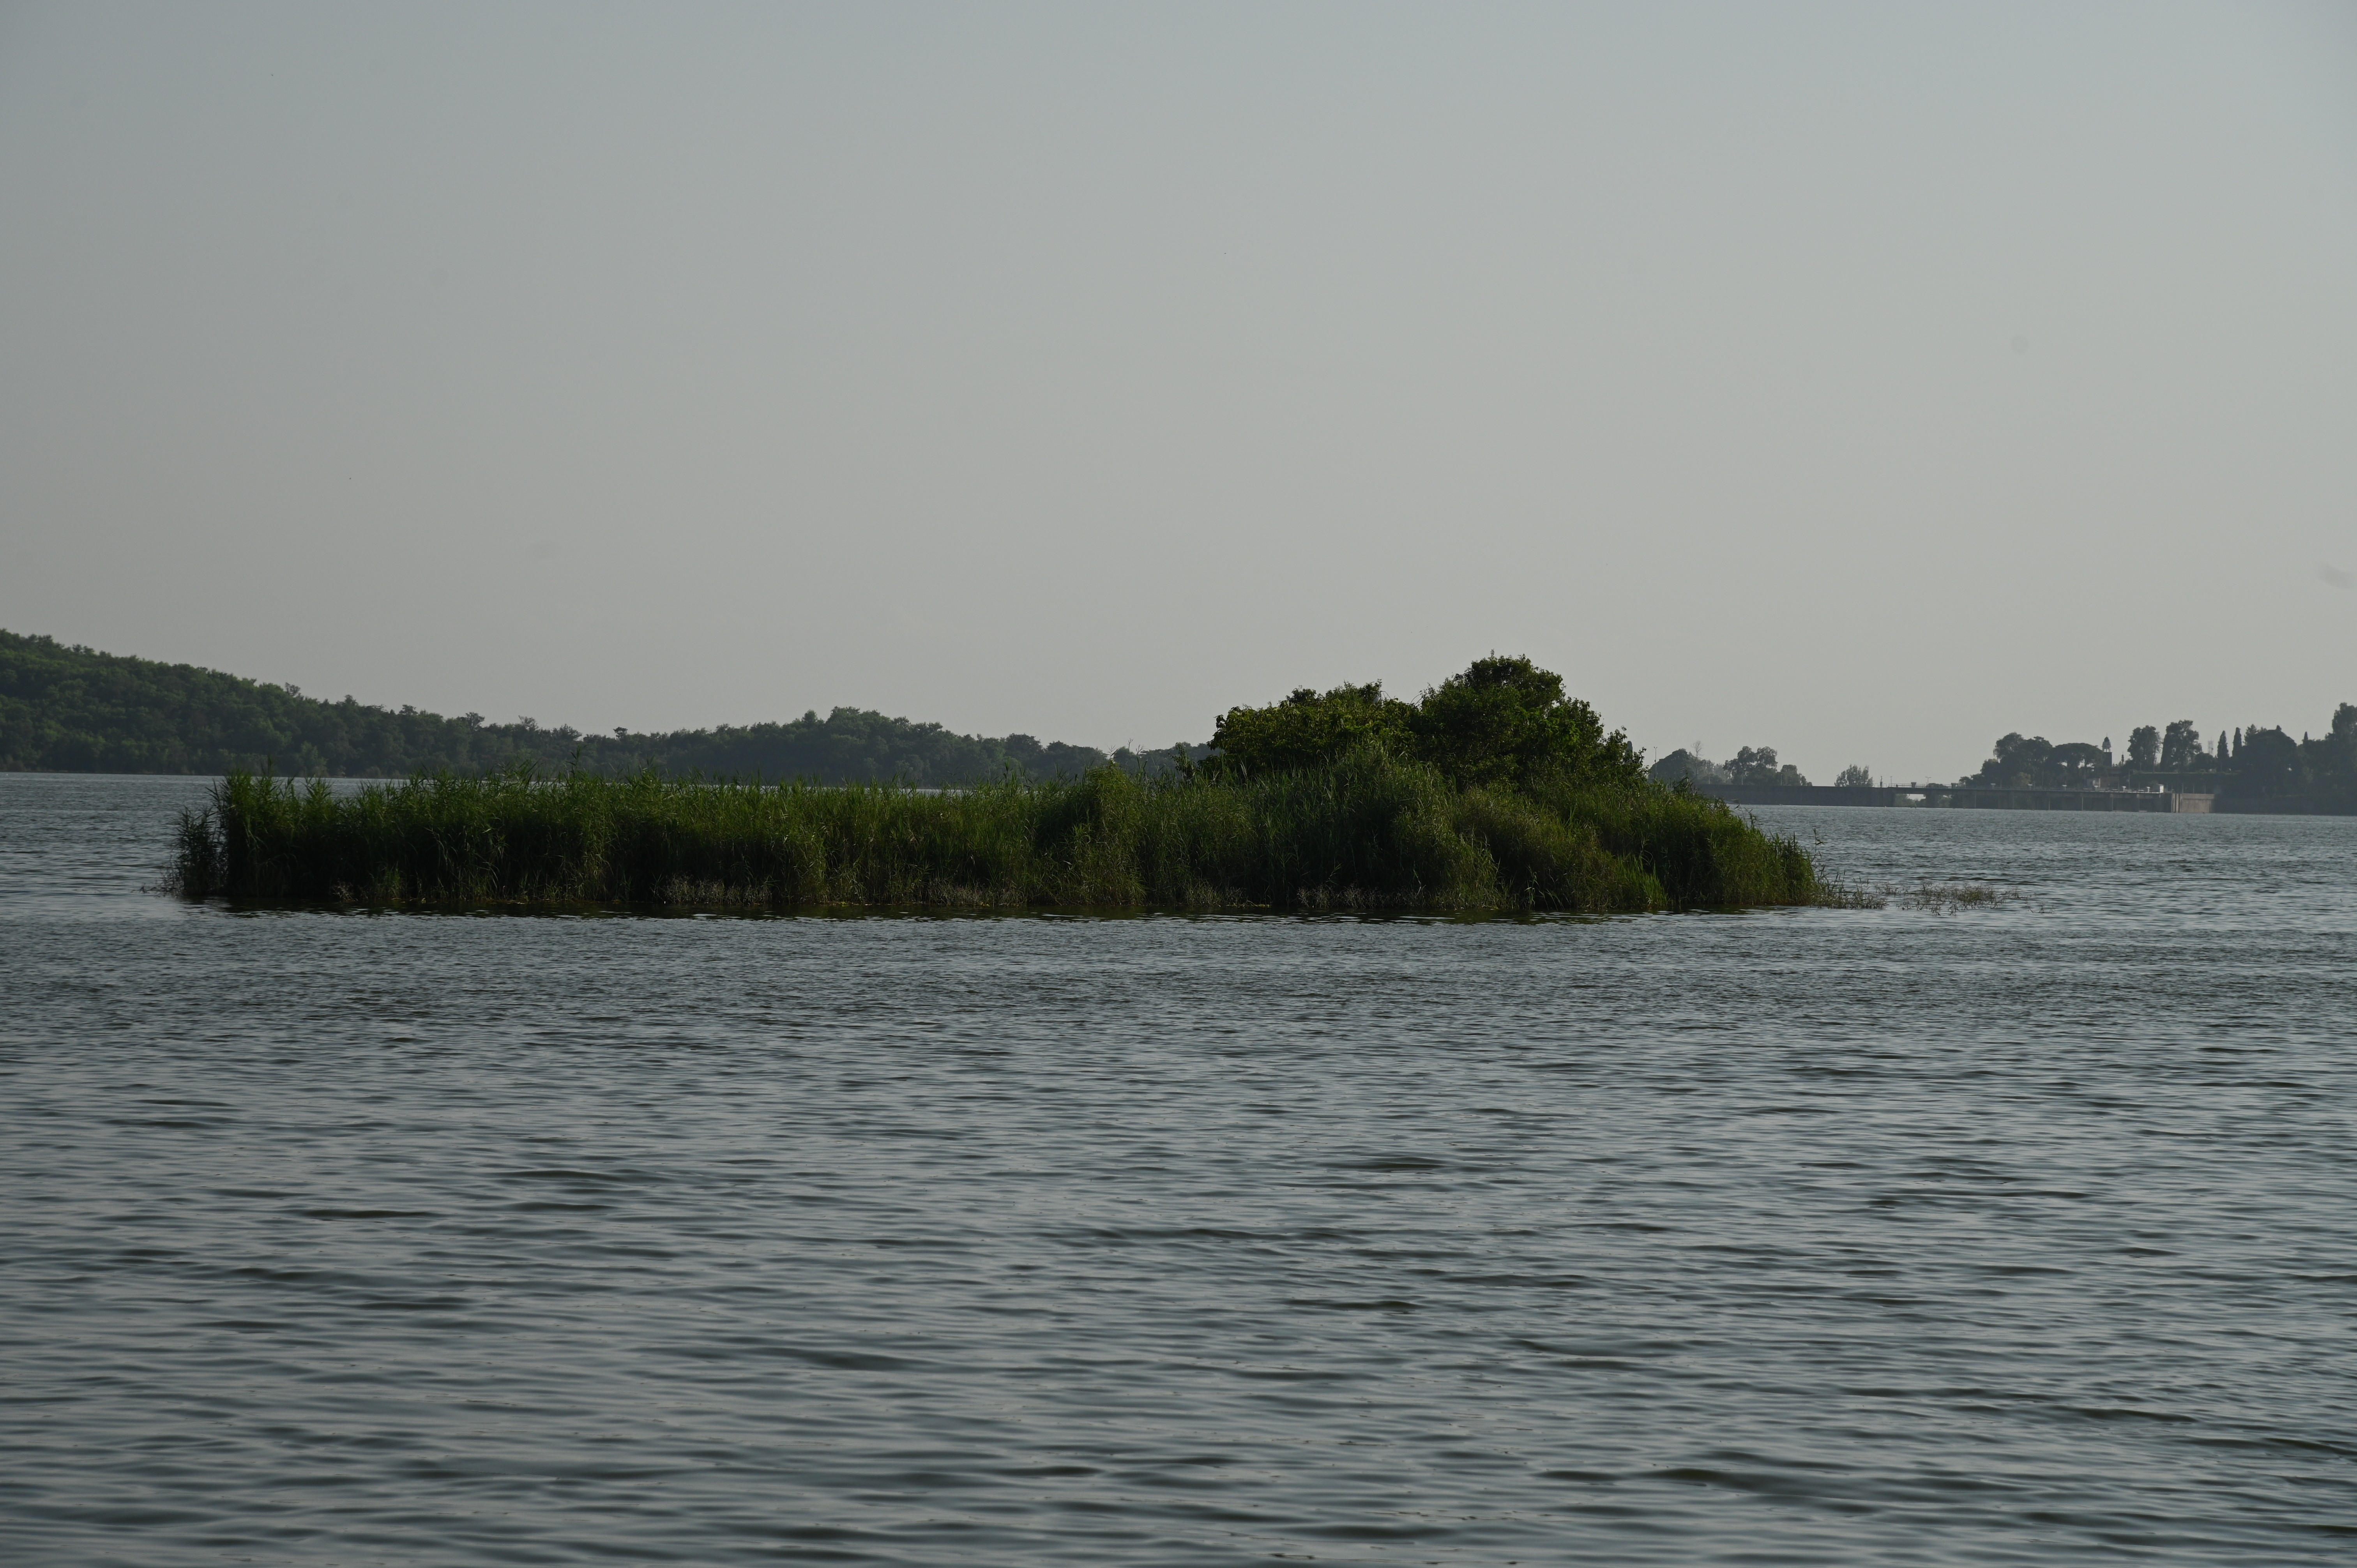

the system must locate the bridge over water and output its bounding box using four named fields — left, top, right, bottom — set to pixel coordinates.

left=1699, top=783, right=2214, bottom=813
